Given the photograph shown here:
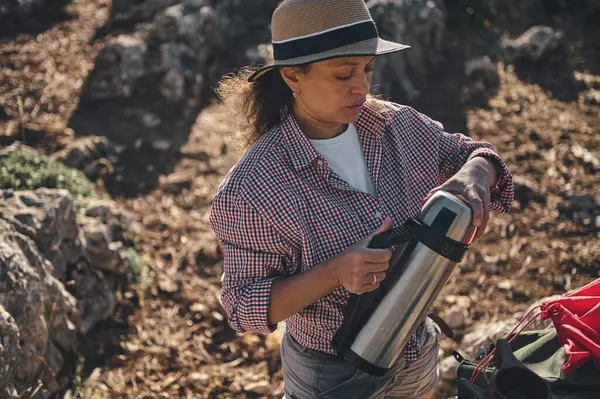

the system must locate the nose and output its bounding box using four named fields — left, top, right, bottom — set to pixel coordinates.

left=350, top=72, right=371, bottom=96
